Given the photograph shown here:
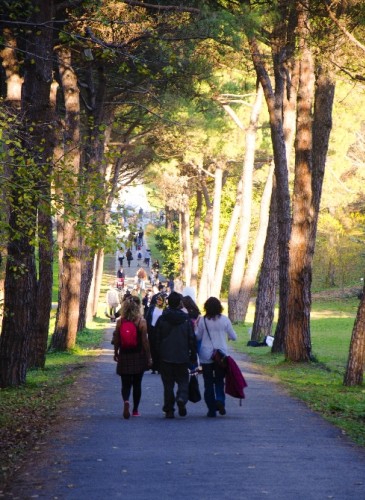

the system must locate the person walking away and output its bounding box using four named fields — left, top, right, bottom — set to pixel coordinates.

left=137, top=267, right=148, bottom=291
left=195, top=296, right=237, bottom=417
left=144, top=249, right=151, bottom=267
left=146, top=293, right=166, bottom=373
left=112, top=296, right=152, bottom=418
left=155, top=292, right=197, bottom=419
left=126, top=248, right=133, bottom=267
left=106, top=282, right=120, bottom=322
left=117, top=248, right=125, bottom=266
left=142, top=289, right=152, bottom=318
